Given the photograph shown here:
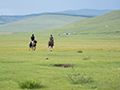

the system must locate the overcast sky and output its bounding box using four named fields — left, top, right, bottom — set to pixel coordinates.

left=0, top=0, right=120, bottom=15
